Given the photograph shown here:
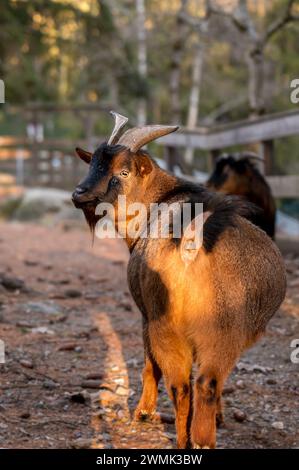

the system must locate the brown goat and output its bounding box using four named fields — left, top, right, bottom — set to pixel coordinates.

left=206, top=154, right=276, bottom=239
left=72, top=113, right=286, bottom=449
